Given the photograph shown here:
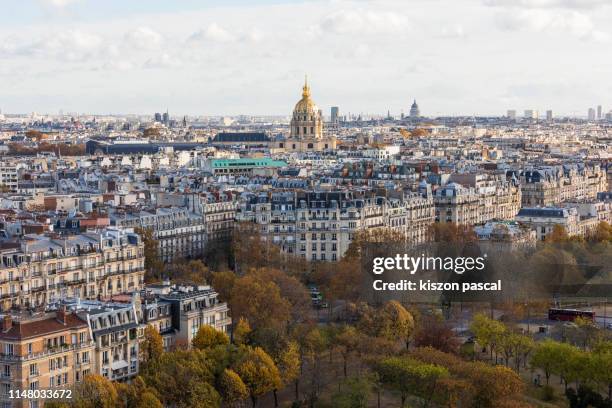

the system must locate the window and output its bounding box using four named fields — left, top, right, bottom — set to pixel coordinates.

left=3, top=365, right=9, bottom=378
left=29, top=364, right=38, bottom=376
